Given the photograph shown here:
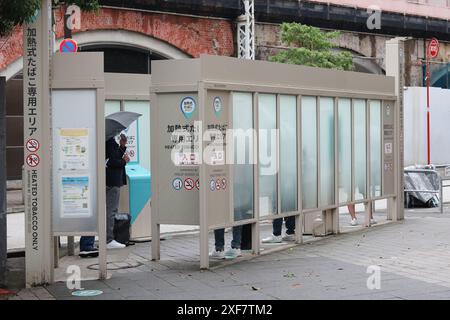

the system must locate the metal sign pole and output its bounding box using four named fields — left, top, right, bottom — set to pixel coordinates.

left=426, top=51, right=431, bottom=165
left=0, top=77, right=7, bottom=287
left=426, top=38, right=440, bottom=165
